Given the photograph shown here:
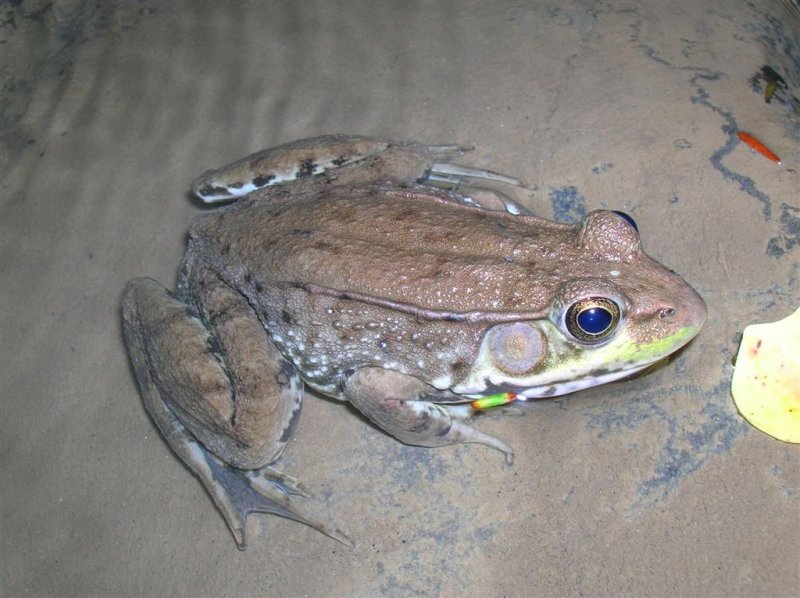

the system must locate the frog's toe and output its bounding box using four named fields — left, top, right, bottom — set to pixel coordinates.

left=203, top=451, right=354, bottom=550
left=255, top=466, right=310, bottom=498
left=443, top=420, right=515, bottom=465
left=428, top=161, right=524, bottom=187
left=425, top=143, right=475, bottom=161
